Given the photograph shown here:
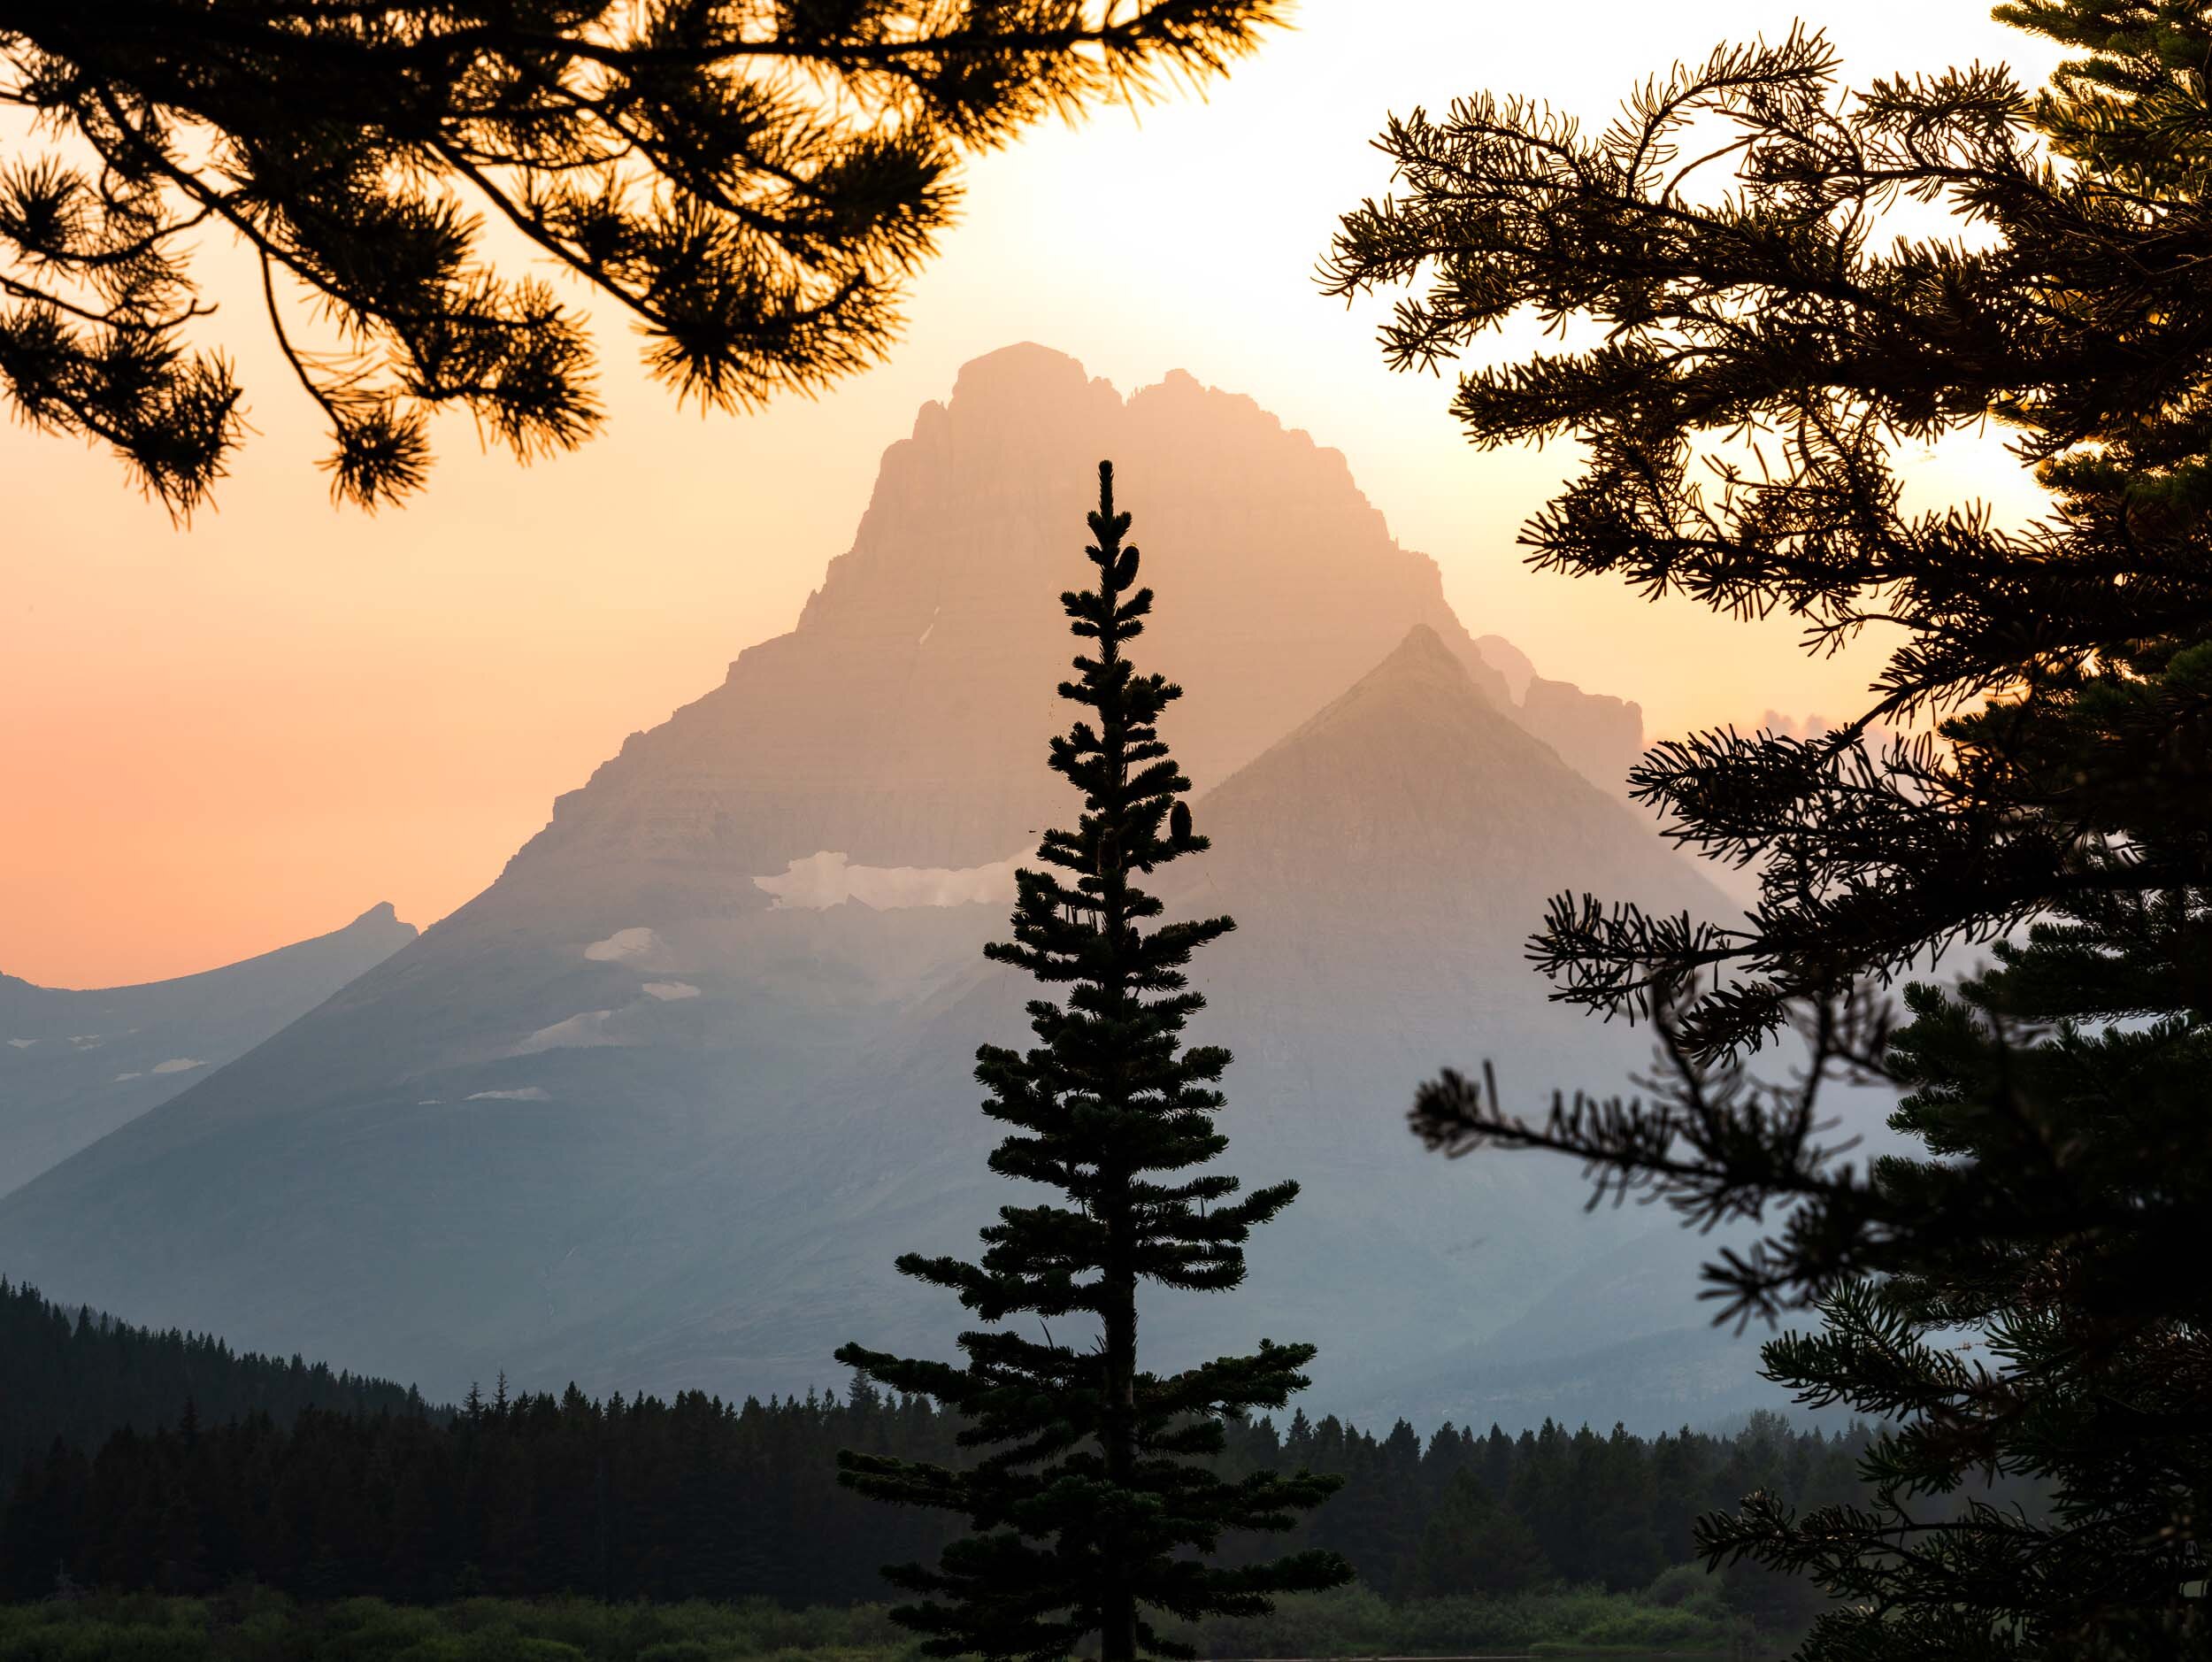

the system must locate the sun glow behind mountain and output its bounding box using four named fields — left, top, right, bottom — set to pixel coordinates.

left=0, top=0, right=2062, bottom=987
